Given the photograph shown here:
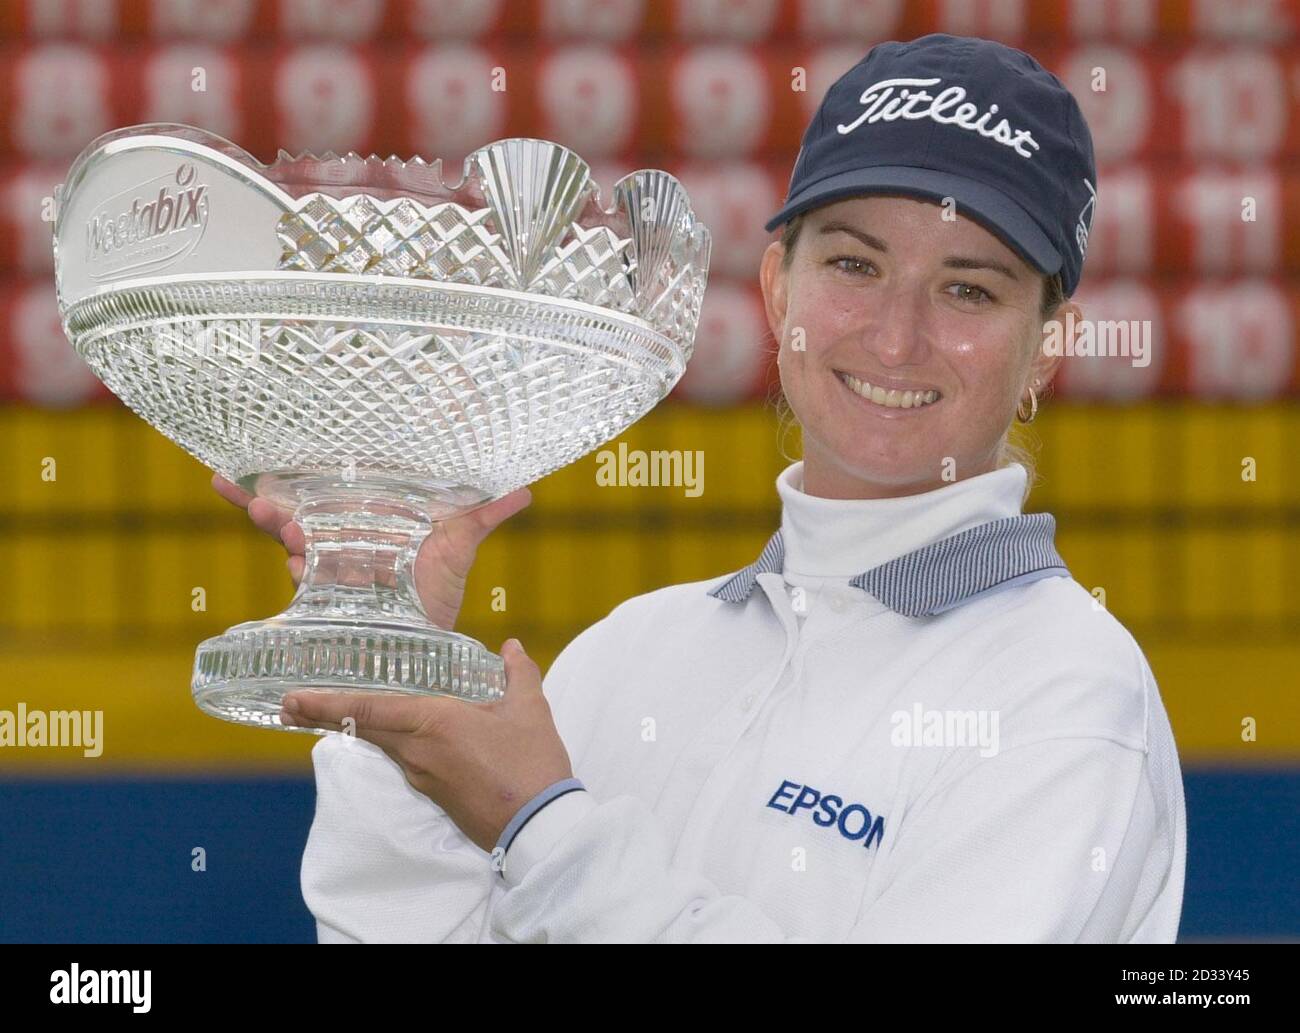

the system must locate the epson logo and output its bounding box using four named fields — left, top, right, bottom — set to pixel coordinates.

left=49, top=963, right=151, bottom=1013
left=85, top=162, right=208, bottom=274
left=767, top=779, right=886, bottom=850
